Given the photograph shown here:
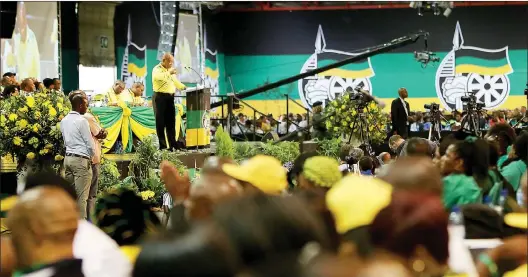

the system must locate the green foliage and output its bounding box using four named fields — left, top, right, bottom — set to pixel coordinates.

left=125, top=136, right=187, bottom=207
left=97, top=158, right=121, bottom=197
left=316, top=138, right=342, bottom=161
left=233, top=142, right=259, bottom=163
left=214, top=125, right=235, bottom=159
left=129, top=135, right=160, bottom=180
left=260, top=141, right=300, bottom=164
left=324, top=94, right=389, bottom=144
